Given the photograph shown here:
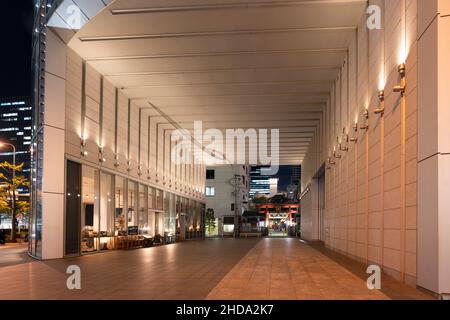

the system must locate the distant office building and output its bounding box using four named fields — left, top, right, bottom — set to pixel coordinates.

left=291, top=166, right=301, bottom=186
left=249, top=166, right=279, bottom=199
left=288, top=166, right=301, bottom=200
left=0, top=97, right=32, bottom=193
left=205, top=165, right=250, bottom=236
